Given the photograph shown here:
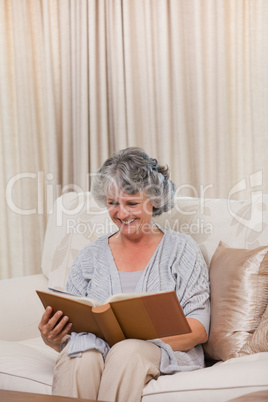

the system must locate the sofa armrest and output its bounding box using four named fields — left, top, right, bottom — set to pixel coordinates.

left=0, top=274, right=49, bottom=341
